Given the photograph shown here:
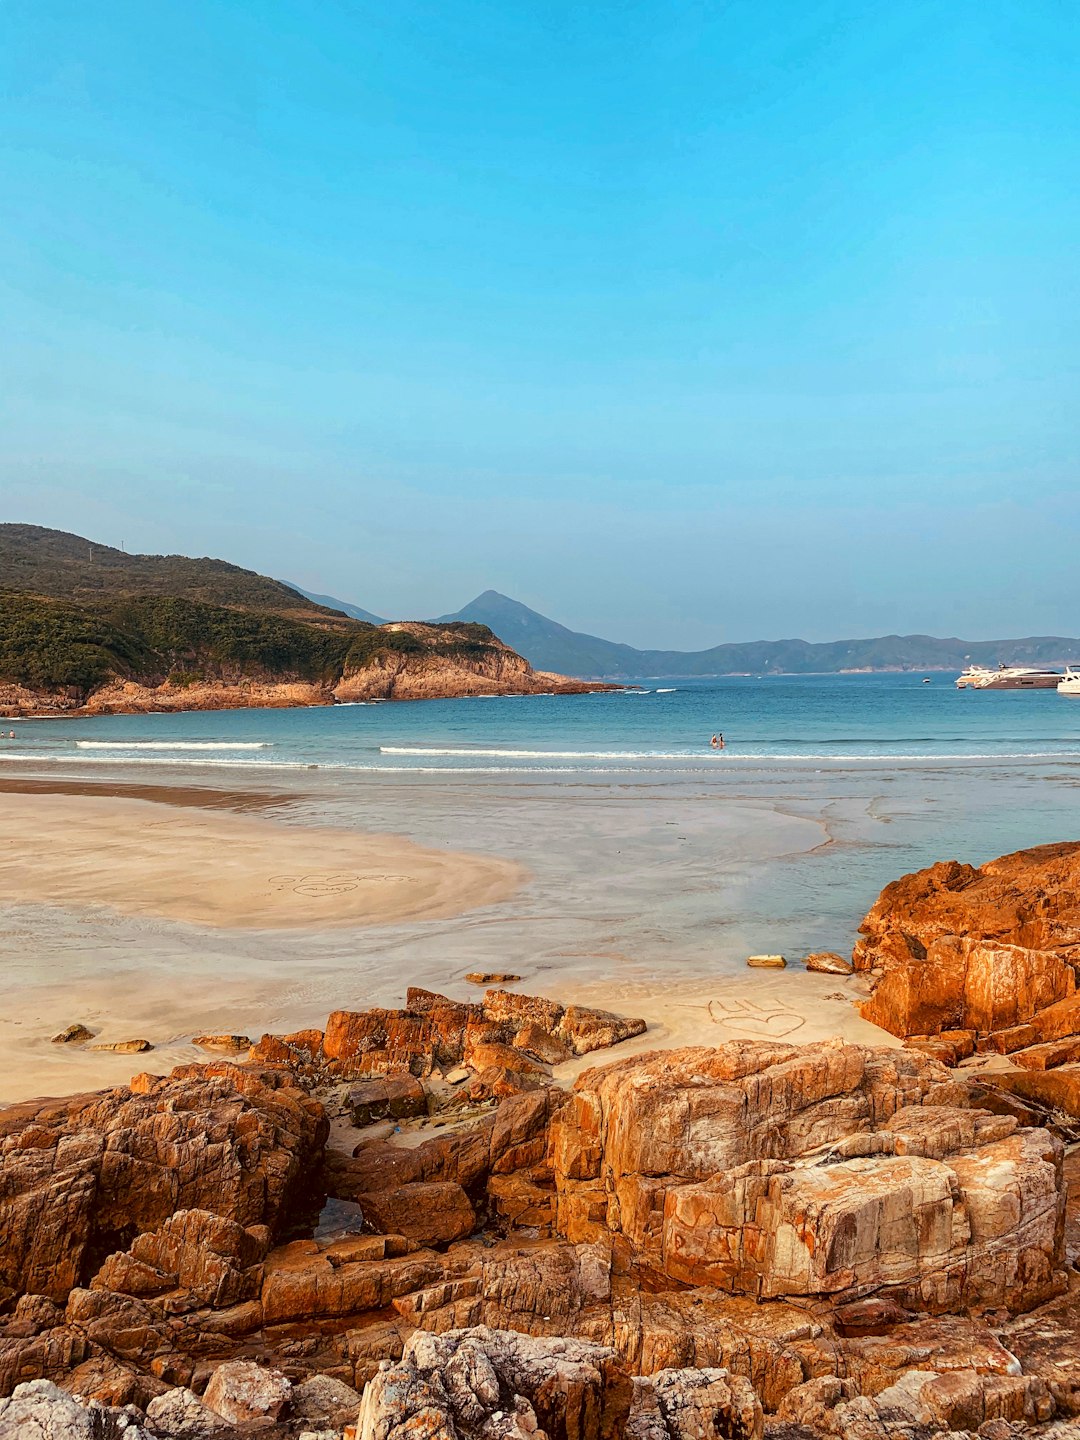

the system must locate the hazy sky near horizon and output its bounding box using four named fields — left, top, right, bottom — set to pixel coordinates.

left=3, top=1, right=1078, bottom=647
